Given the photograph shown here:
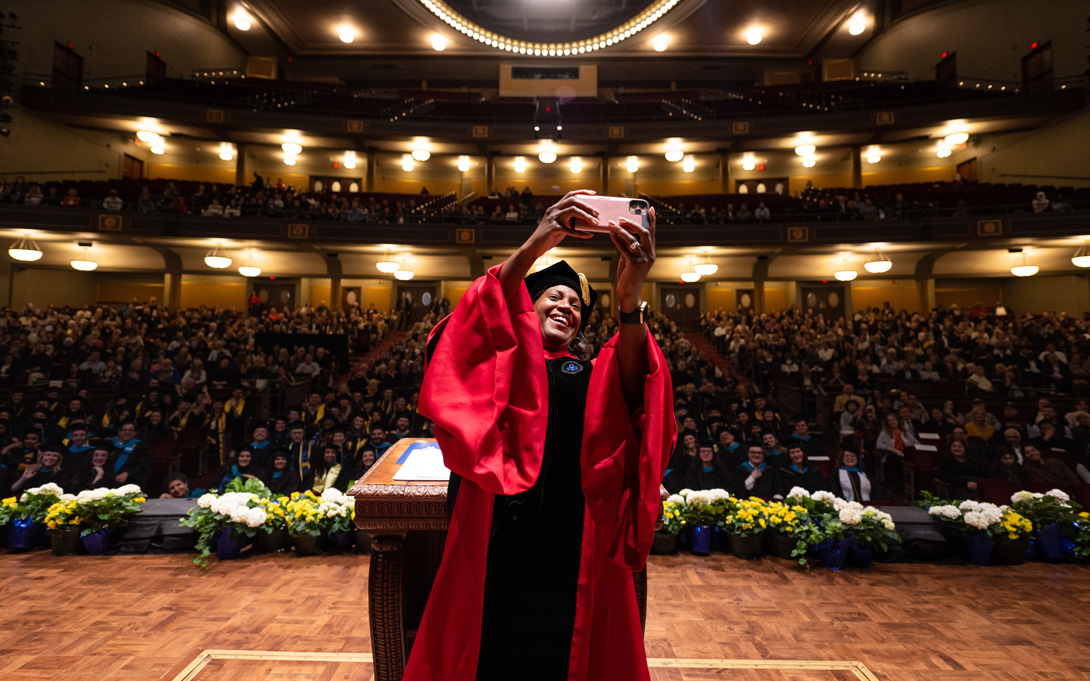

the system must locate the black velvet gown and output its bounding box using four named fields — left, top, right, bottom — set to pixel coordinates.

left=447, top=355, right=592, bottom=681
